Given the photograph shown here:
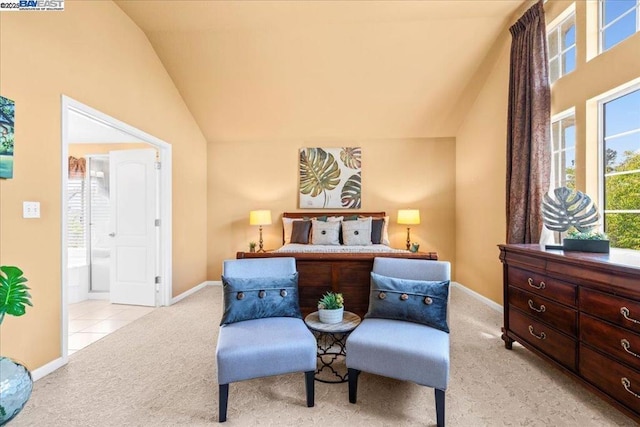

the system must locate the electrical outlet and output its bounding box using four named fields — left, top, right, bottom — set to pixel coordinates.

left=23, top=201, right=40, bottom=219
